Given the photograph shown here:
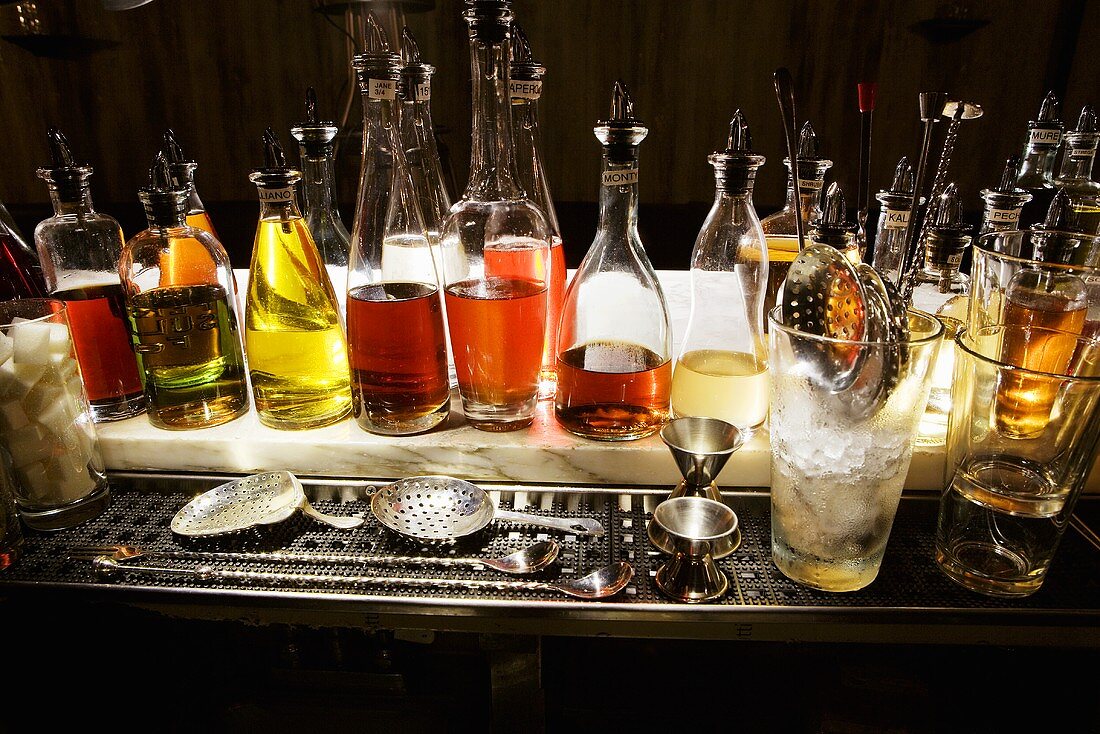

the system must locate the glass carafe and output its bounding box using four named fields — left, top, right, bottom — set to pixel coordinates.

left=1016, top=91, right=1063, bottom=226
left=438, top=0, right=552, bottom=432
left=33, top=129, right=145, bottom=422
left=346, top=16, right=449, bottom=436
left=870, top=156, right=918, bottom=284
left=119, top=153, right=249, bottom=430
left=510, top=23, right=565, bottom=400
left=244, top=128, right=351, bottom=430
left=554, top=81, right=672, bottom=441
left=980, top=155, right=1033, bottom=241
left=1054, top=105, right=1100, bottom=239
left=671, top=111, right=768, bottom=433
left=163, top=128, right=220, bottom=240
